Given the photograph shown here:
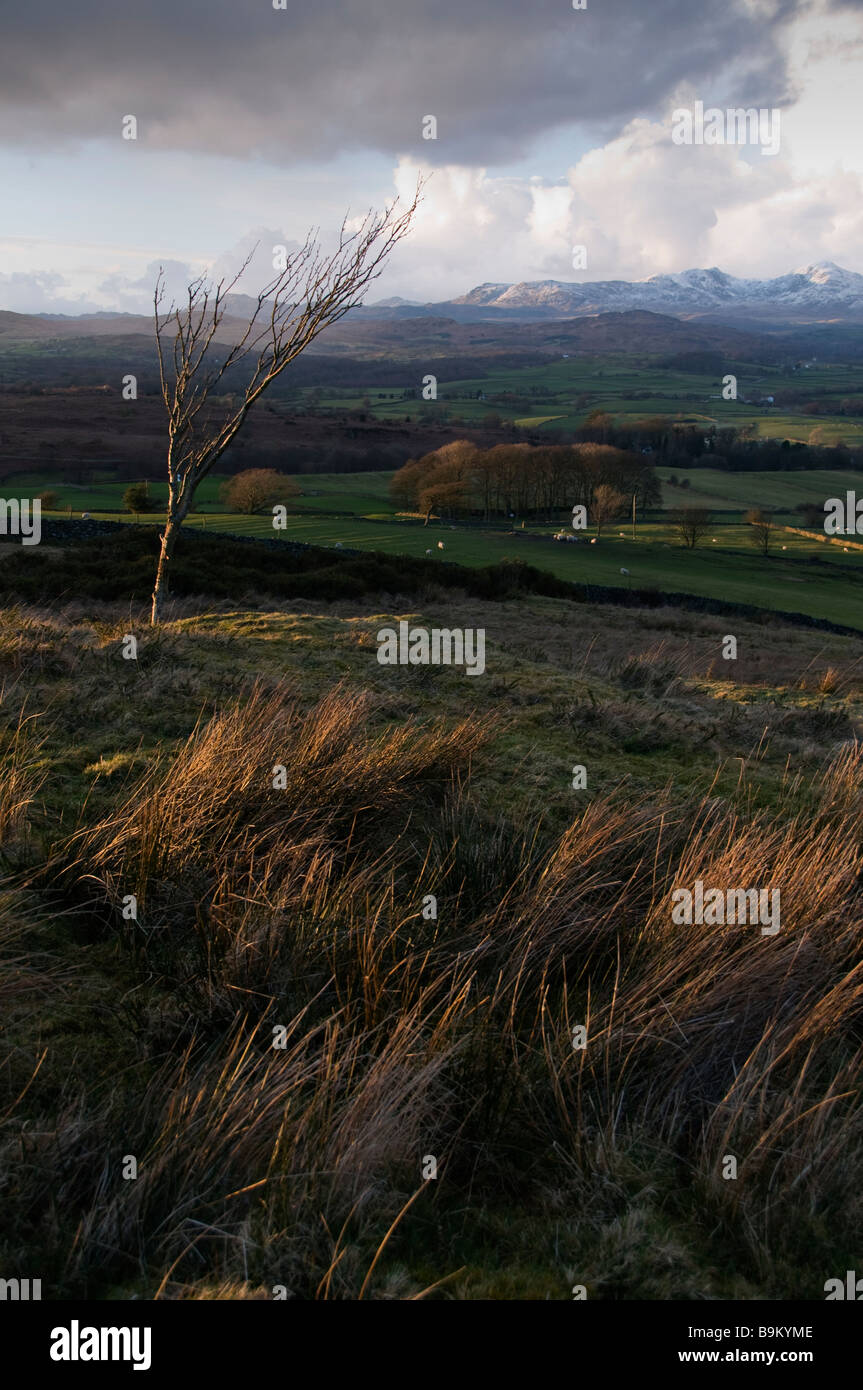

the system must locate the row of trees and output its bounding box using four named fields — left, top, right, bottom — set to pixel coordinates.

left=671, top=505, right=777, bottom=555
left=121, top=469, right=299, bottom=516
left=575, top=415, right=863, bottom=473
left=390, top=440, right=661, bottom=524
